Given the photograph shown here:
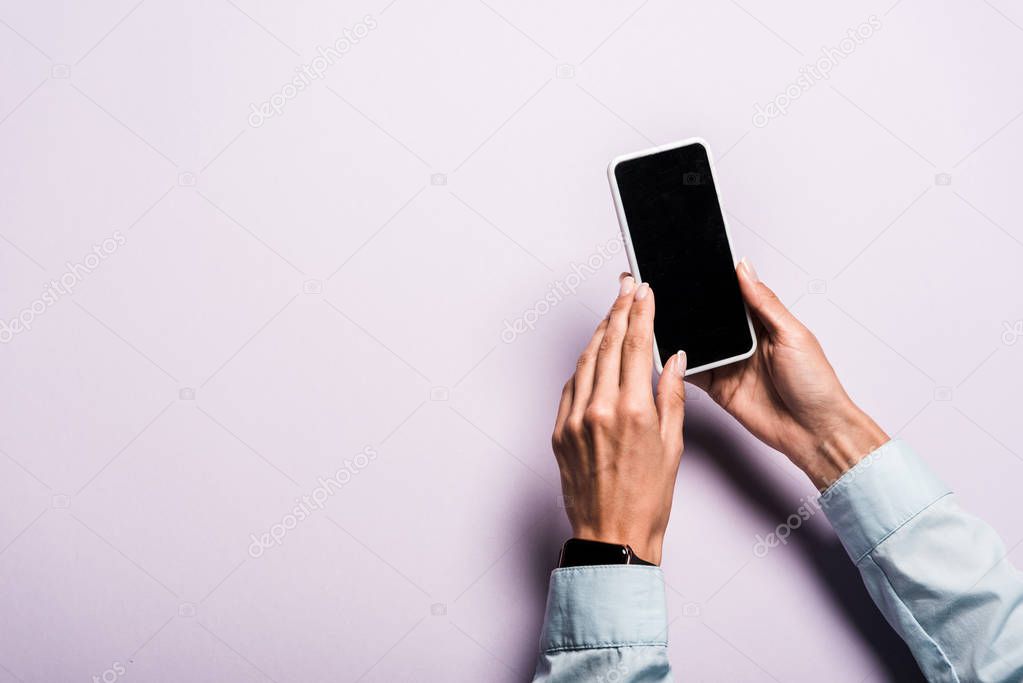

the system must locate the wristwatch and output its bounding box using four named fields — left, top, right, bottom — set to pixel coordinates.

left=558, top=538, right=655, bottom=568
